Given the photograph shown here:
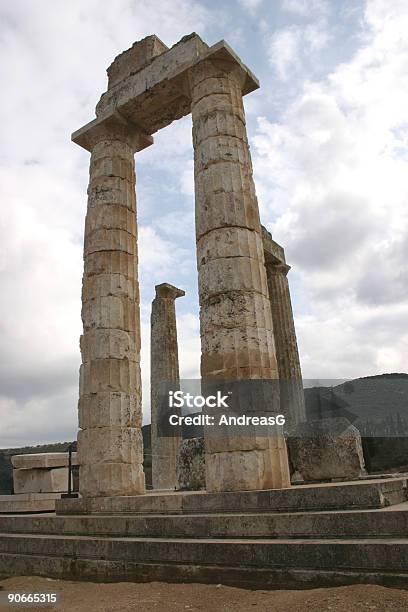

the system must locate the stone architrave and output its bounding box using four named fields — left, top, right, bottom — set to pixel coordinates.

left=73, top=111, right=152, bottom=498
left=151, top=283, right=185, bottom=490
left=262, top=227, right=306, bottom=428
left=190, top=57, right=290, bottom=492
